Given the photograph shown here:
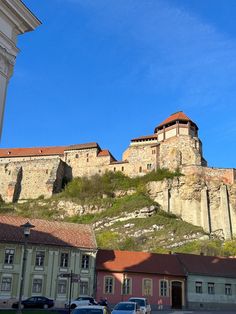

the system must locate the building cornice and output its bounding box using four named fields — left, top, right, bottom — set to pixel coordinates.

left=1, top=0, right=41, bottom=34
